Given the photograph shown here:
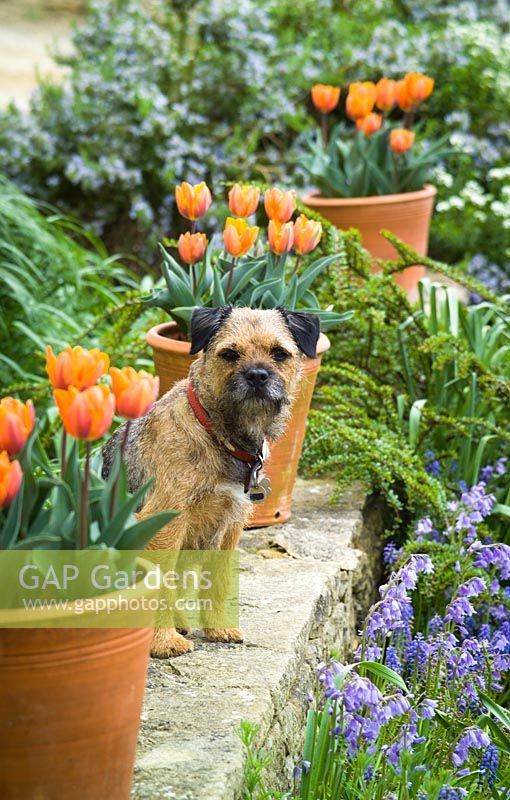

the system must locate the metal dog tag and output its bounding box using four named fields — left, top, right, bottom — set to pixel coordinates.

left=249, top=477, right=272, bottom=504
